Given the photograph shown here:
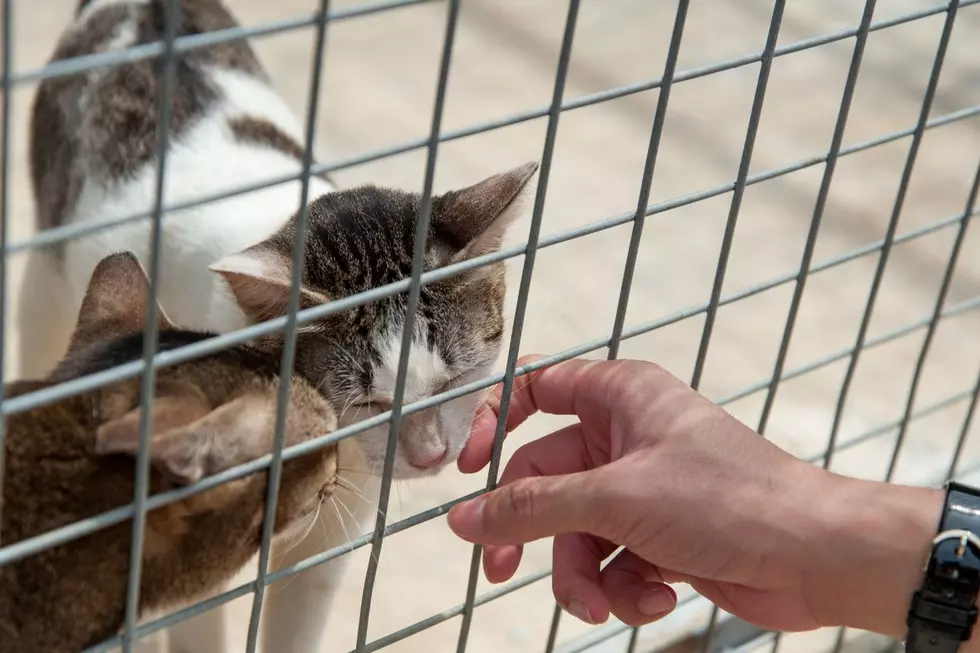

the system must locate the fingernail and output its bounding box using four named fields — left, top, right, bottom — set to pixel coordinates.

left=448, top=495, right=487, bottom=537
left=565, top=599, right=594, bottom=624
left=638, top=586, right=675, bottom=618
